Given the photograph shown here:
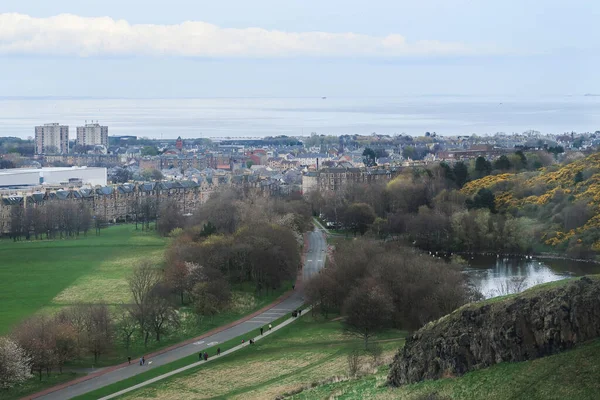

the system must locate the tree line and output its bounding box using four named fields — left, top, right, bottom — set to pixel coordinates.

left=309, top=150, right=571, bottom=254
left=306, top=239, right=478, bottom=347
left=8, top=202, right=94, bottom=241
